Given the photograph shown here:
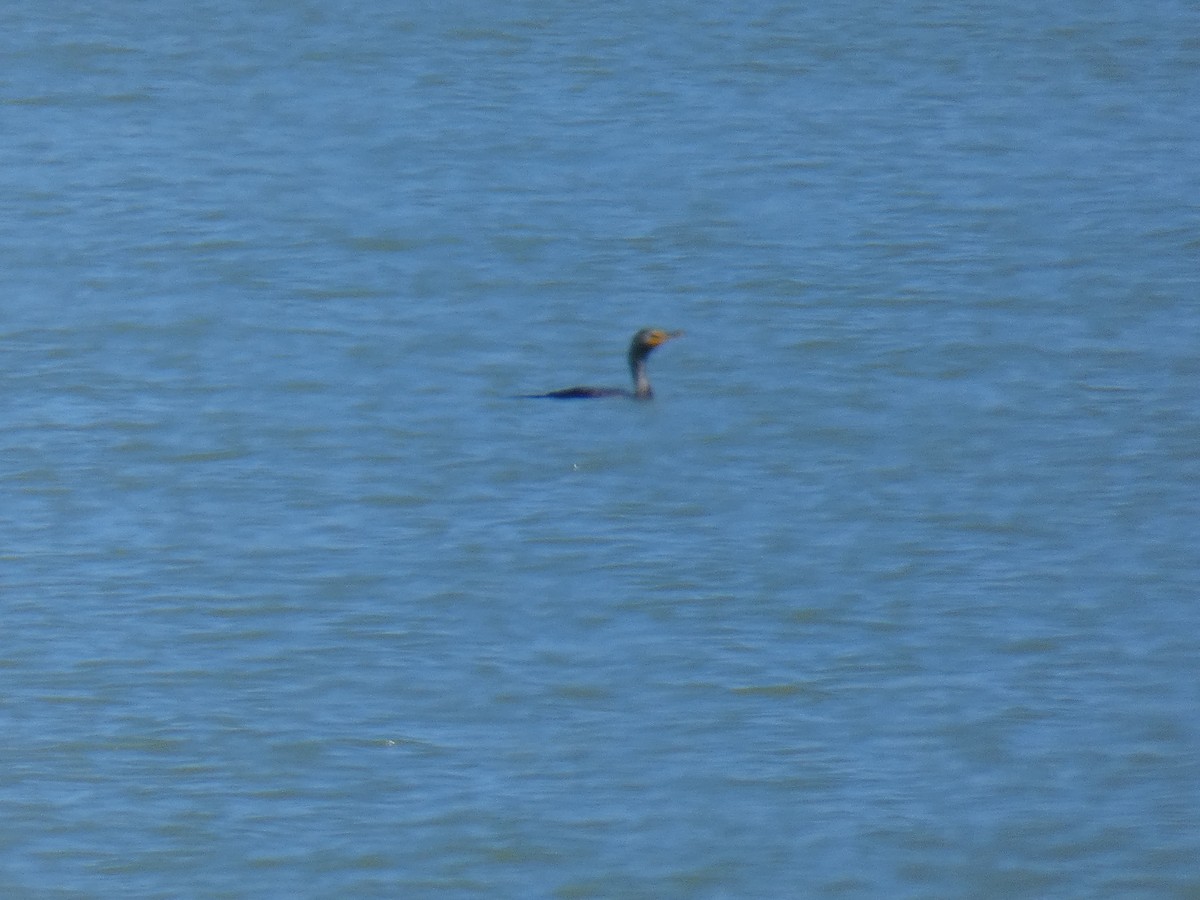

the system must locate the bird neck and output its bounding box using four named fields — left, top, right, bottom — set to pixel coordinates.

left=629, top=351, right=653, bottom=399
